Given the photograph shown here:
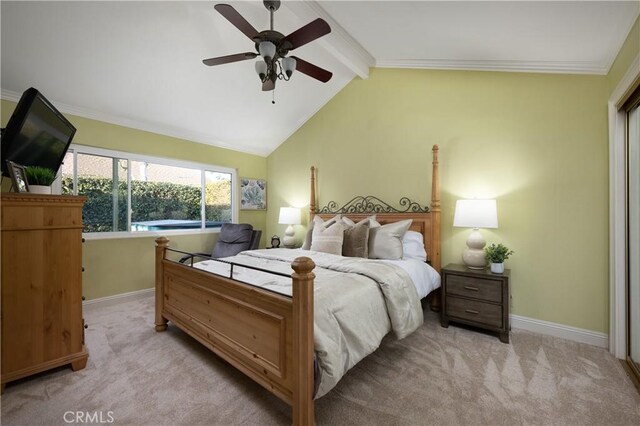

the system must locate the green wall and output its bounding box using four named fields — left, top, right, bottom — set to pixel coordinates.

left=266, top=68, right=610, bottom=333
left=2, top=16, right=637, bottom=329
left=1, top=99, right=267, bottom=300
